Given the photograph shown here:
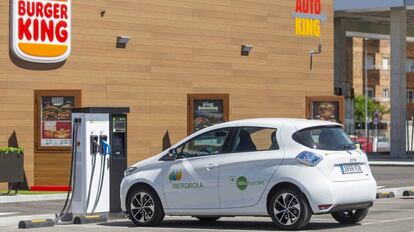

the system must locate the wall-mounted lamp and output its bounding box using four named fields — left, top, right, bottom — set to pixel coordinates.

left=241, top=45, right=254, bottom=56
left=309, top=44, right=322, bottom=71
left=116, top=36, right=131, bottom=49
